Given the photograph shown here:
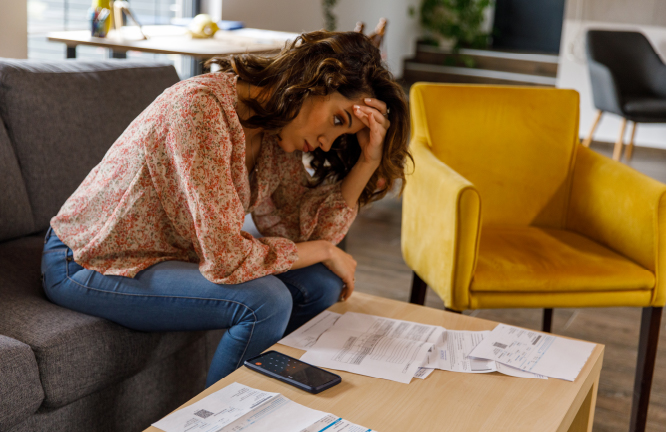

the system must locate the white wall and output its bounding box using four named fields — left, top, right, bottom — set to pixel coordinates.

left=557, top=0, right=666, bottom=149
left=215, top=0, right=421, bottom=78
left=334, top=0, right=421, bottom=77
left=221, top=0, right=321, bottom=33
left=0, top=0, right=28, bottom=59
